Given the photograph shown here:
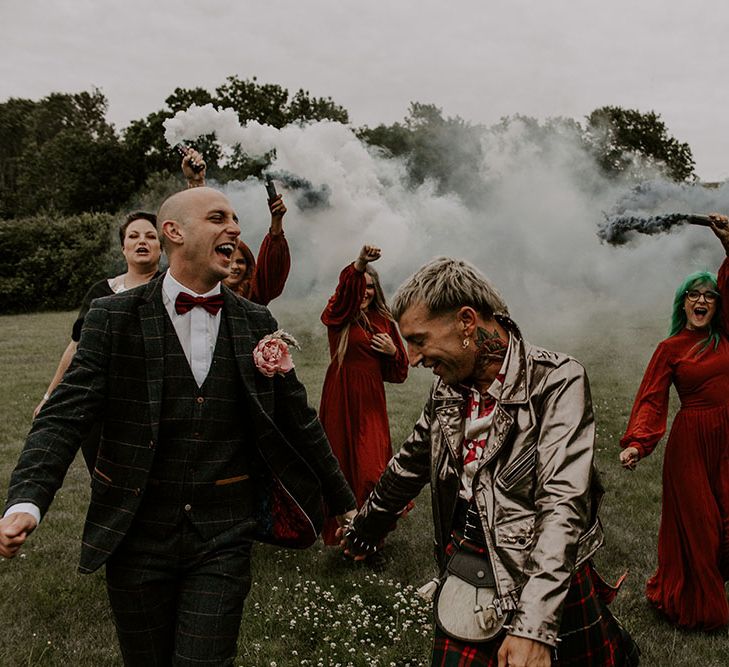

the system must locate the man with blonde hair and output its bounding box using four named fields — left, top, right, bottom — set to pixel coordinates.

left=343, top=257, right=638, bottom=666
